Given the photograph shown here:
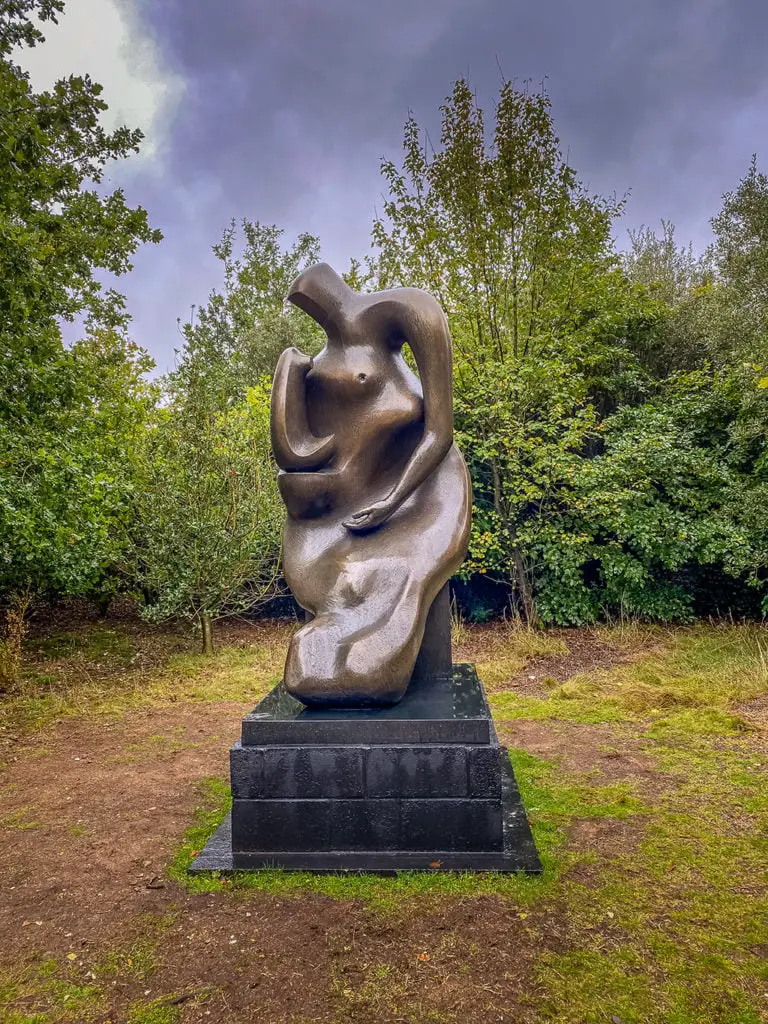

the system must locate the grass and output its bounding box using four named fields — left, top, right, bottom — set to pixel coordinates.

left=29, top=629, right=135, bottom=664
left=0, top=914, right=196, bottom=1024
left=473, top=626, right=569, bottom=689
left=0, top=621, right=292, bottom=738
left=488, top=622, right=768, bottom=729
left=492, top=626, right=768, bottom=1024
left=1, top=806, right=42, bottom=831
left=168, top=621, right=767, bottom=1021
left=0, top=956, right=201, bottom=1024
left=0, top=957, right=103, bottom=1024
left=156, top=641, right=285, bottom=702
left=1, top=617, right=766, bottom=1022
